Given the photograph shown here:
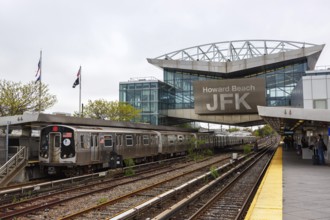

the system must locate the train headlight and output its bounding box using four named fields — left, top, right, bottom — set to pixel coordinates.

left=44, top=154, right=48, bottom=158
left=63, top=154, right=67, bottom=158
